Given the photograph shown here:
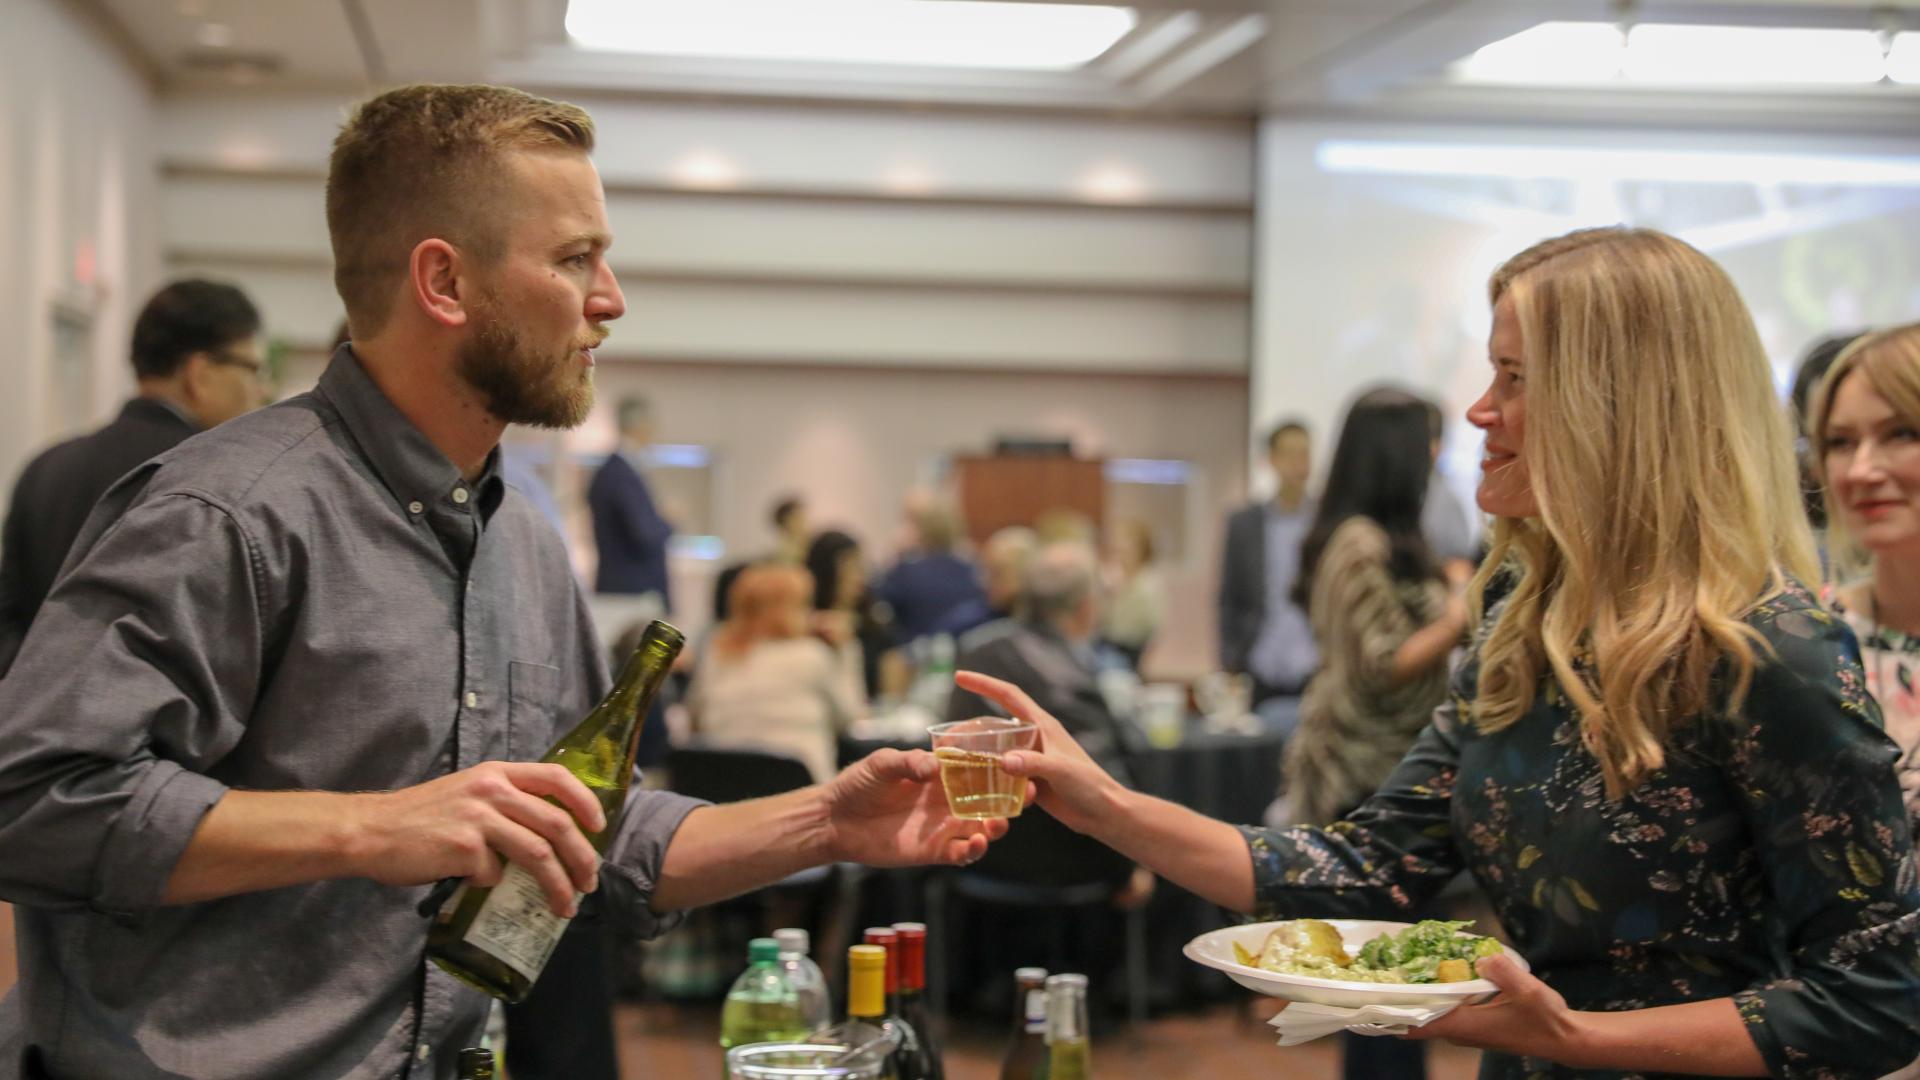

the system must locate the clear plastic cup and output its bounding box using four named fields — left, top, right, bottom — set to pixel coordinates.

left=725, top=1042, right=886, bottom=1078
left=927, top=717, right=1038, bottom=820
